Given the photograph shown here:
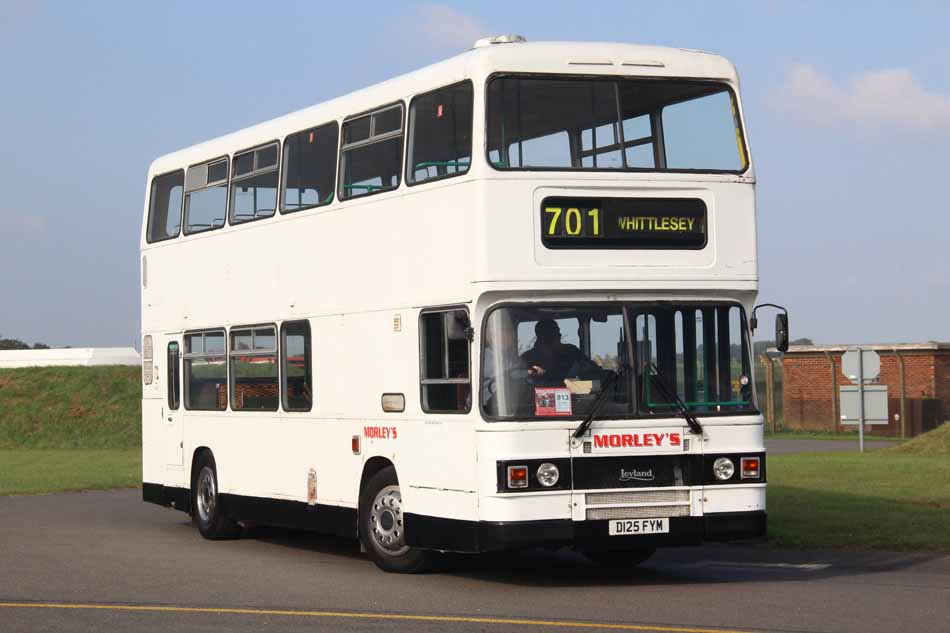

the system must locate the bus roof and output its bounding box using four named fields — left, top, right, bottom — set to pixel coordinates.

left=148, top=40, right=739, bottom=176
